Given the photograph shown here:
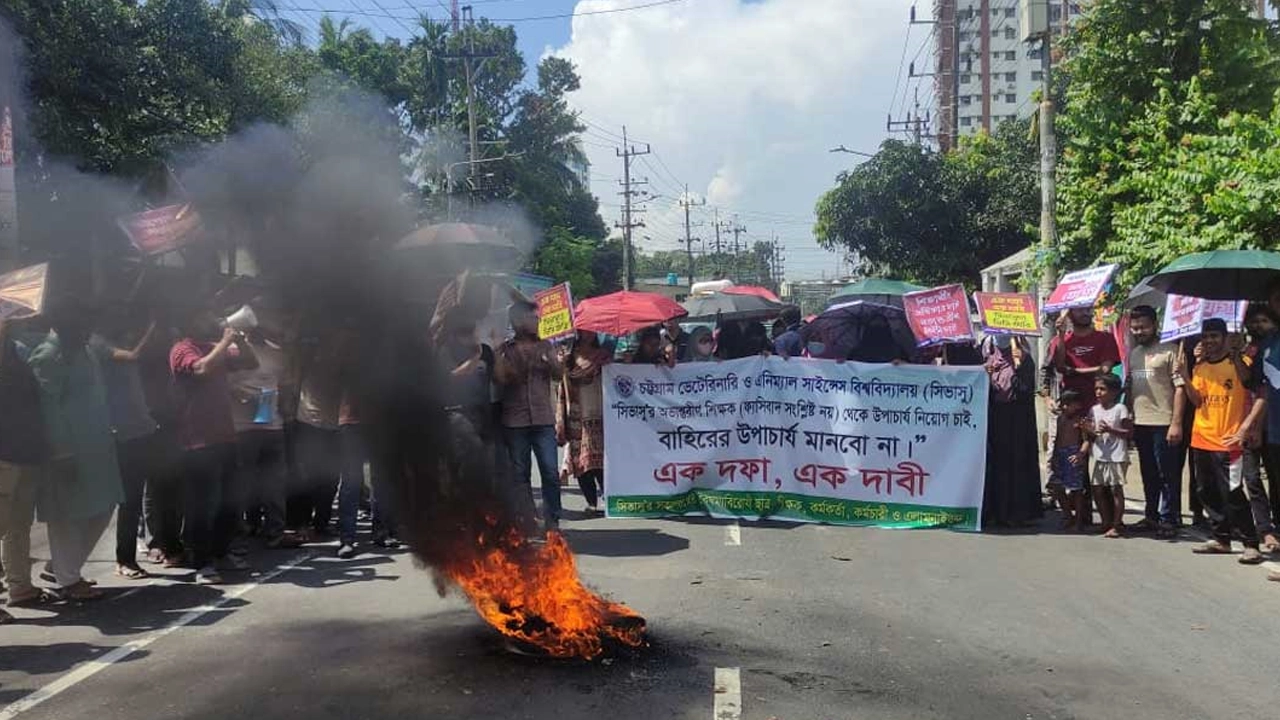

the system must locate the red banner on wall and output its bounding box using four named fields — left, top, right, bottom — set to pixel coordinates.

left=903, top=284, right=974, bottom=347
